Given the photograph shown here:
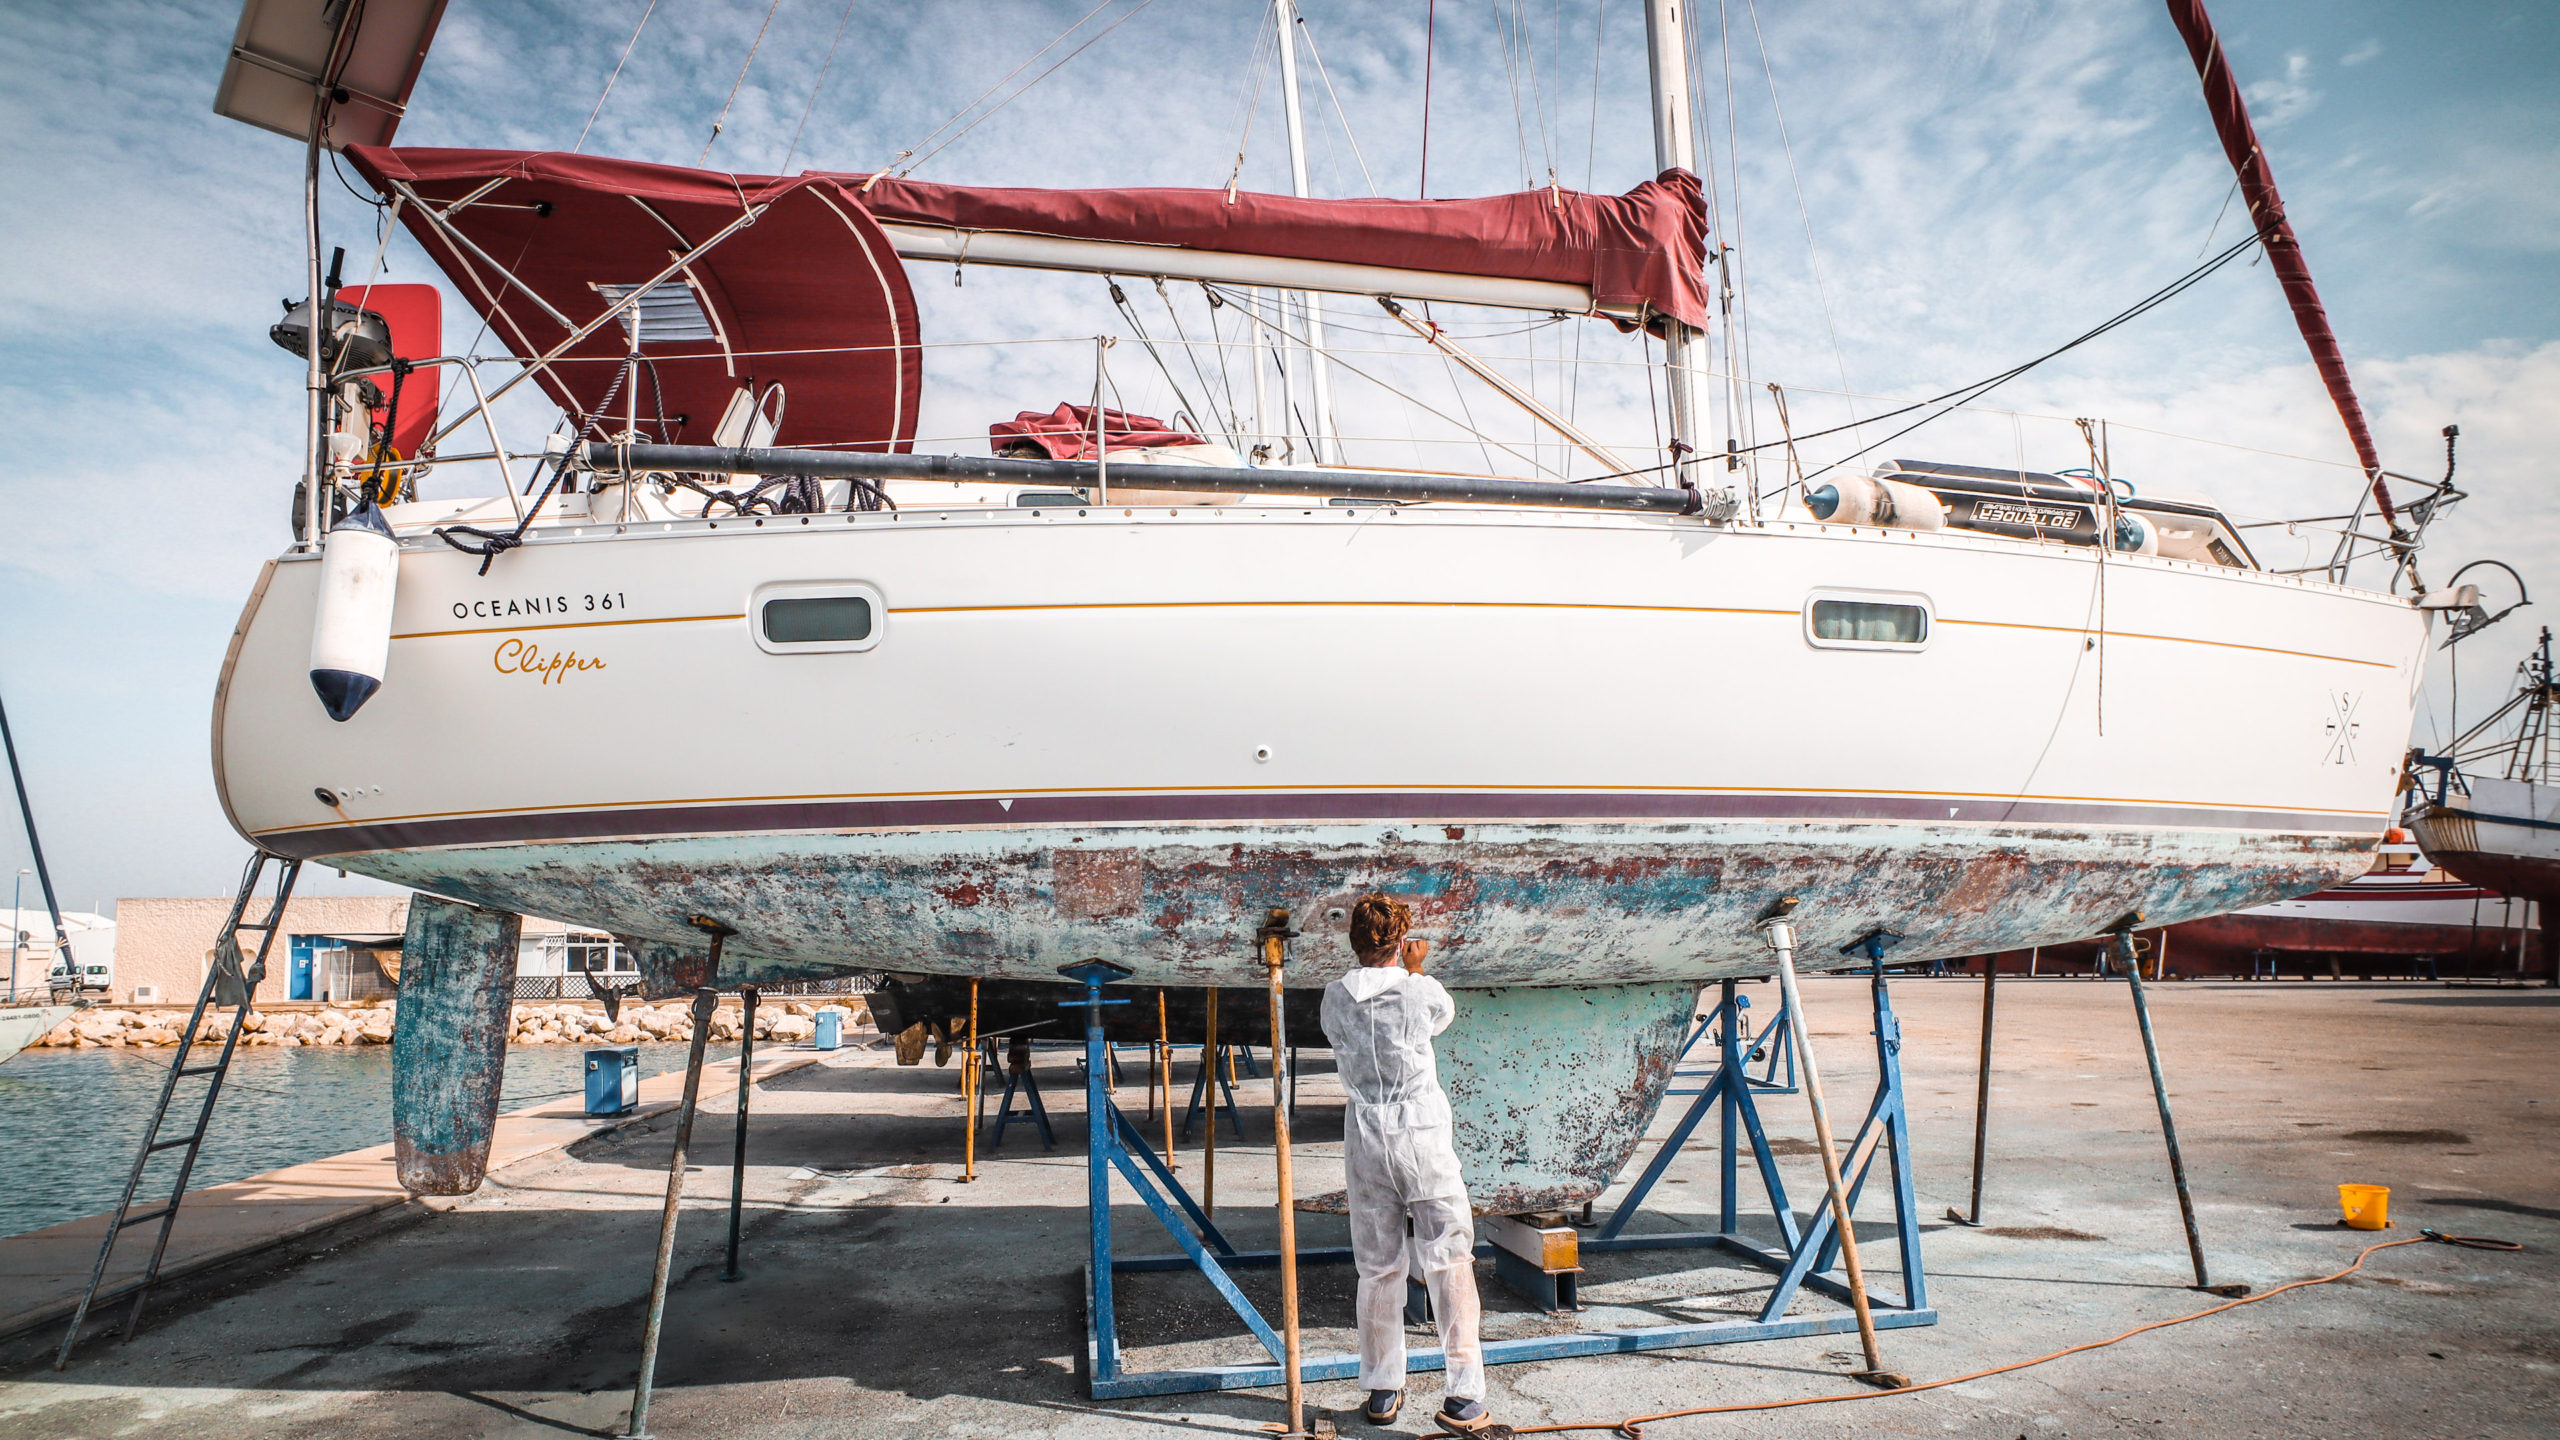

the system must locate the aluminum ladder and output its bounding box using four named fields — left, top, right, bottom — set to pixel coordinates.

left=54, top=852, right=302, bottom=1367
